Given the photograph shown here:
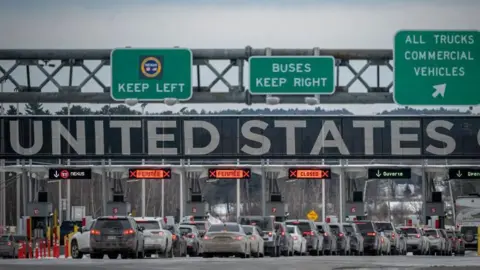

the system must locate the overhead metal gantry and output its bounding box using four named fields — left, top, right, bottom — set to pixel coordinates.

left=0, top=48, right=393, bottom=104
